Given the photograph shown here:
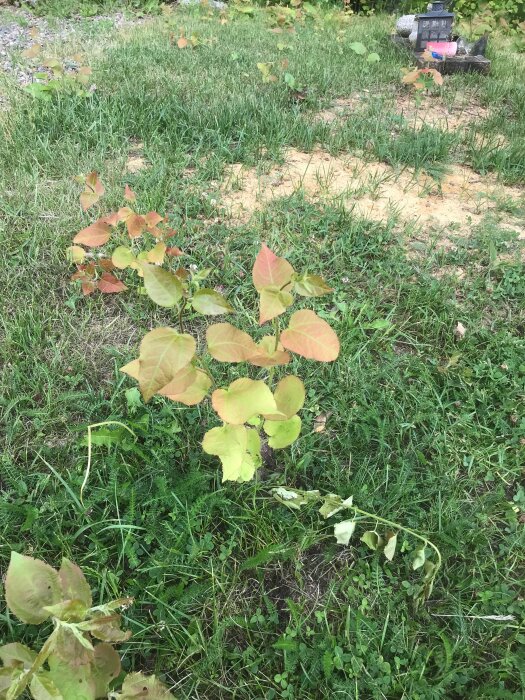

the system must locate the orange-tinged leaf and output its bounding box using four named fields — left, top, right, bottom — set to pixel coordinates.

left=82, top=280, right=96, bottom=295
left=402, top=69, right=420, bottom=84
left=124, top=184, right=136, bottom=202
left=259, top=285, right=294, bottom=324
left=103, top=211, right=120, bottom=227
left=249, top=335, right=291, bottom=367
left=97, top=273, right=127, bottom=293
left=66, top=245, right=86, bottom=264
left=252, top=243, right=294, bottom=291
left=281, top=309, right=340, bottom=362
left=117, top=206, right=133, bottom=222
left=98, top=258, right=115, bottom=272
left=73, top=219, right=111, bottom=247
left=206, top=323, right=259, bottom=362
left=126, top=213, right=146, bottom=238
left=80, top=171, right=104, bottom=211
left=161, top=368, right=211, bottom=405
left=138, top=328, right=196, bottom=402
left=166, top=246, right=183, bottom=257
left=156, top=363, right=197, bottom=397
left=145, top=211, right=164, bottom=228
left=178, top=37, right=188, bottom=48
left=212, top=378, right=278, bottom=425
left=120, top=359, right=140, bottom=380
